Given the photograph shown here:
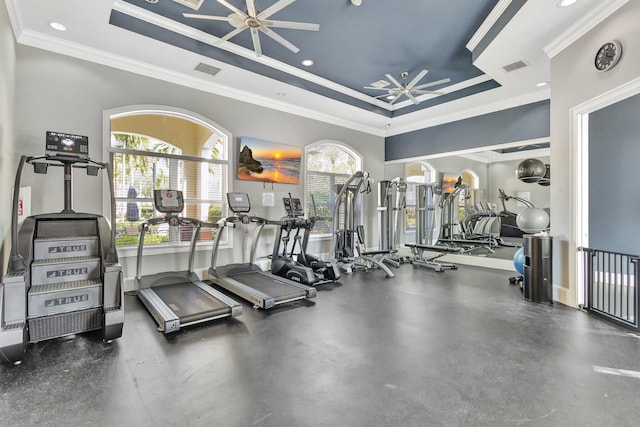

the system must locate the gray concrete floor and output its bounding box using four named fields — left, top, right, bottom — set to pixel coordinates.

left=2, top=264, right=640, bottom=426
